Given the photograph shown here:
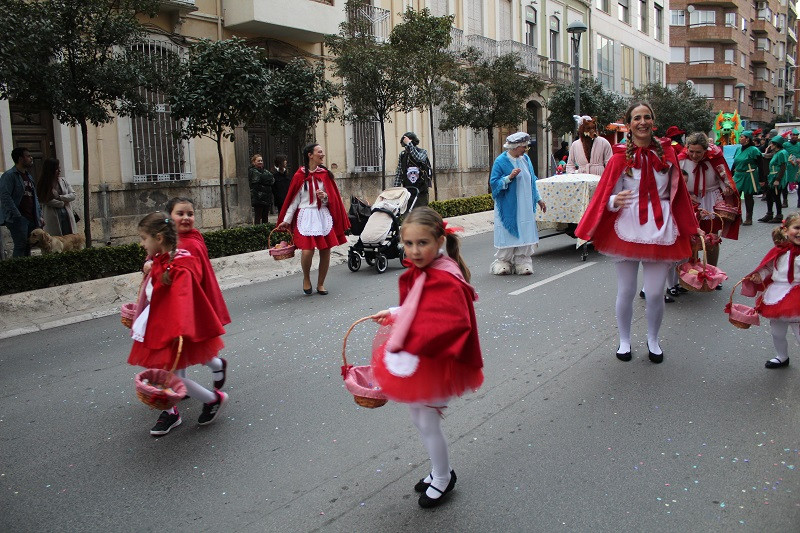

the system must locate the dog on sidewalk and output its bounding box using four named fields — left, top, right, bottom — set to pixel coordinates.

left=28, top=228, right=86, bottom=254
